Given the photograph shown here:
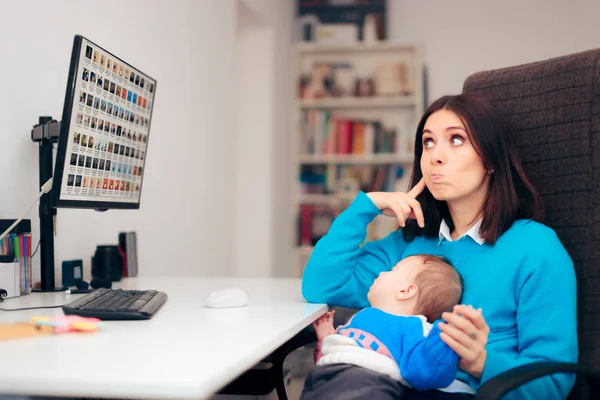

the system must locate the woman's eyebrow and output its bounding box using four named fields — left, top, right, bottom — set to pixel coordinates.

left=446, top=126, right=467, bottom=132
left=423, top=126, right=466, bottom=135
